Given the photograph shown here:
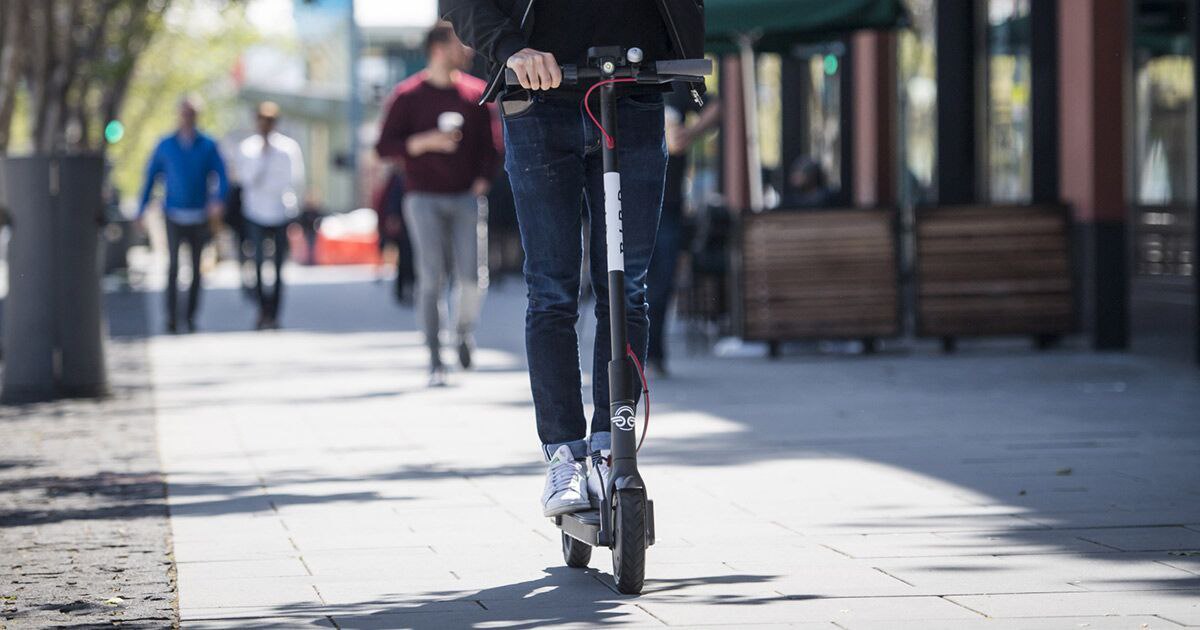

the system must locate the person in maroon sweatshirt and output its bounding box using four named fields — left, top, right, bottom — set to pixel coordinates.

left=377, top=23, right=499, bottom=387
